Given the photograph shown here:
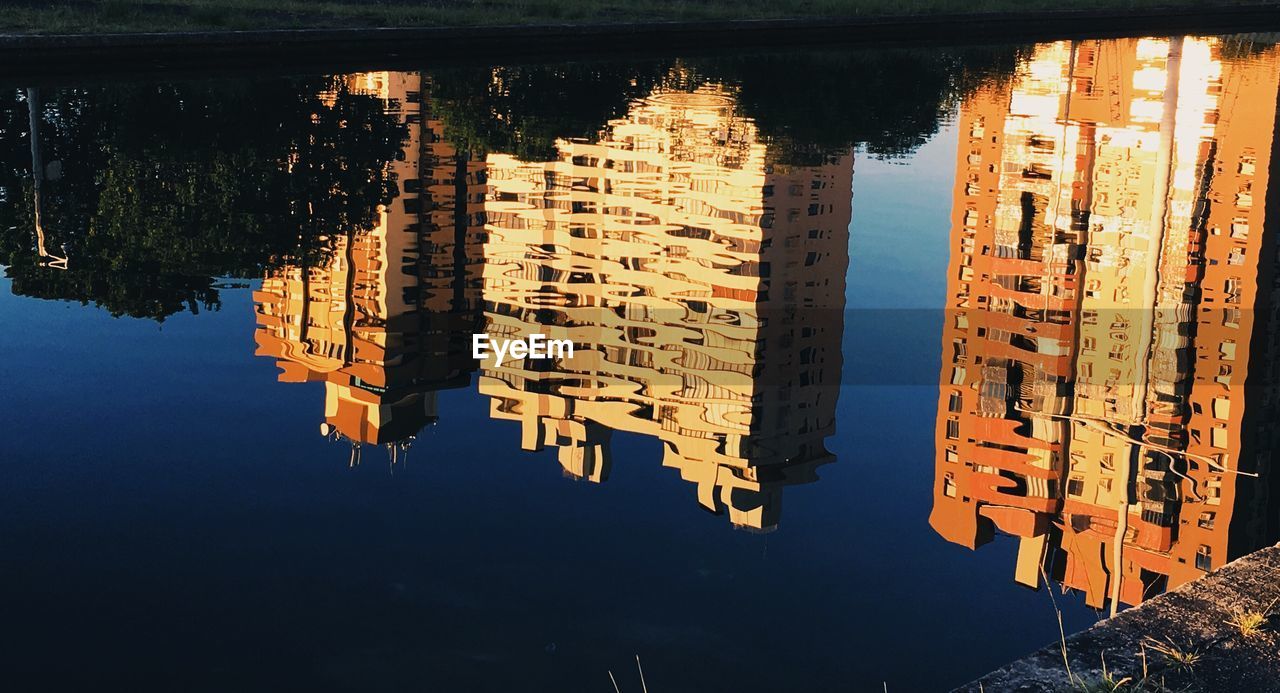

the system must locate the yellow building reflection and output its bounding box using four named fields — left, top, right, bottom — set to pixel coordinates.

left=253, top=72, right=486, bottom=460
left=477, top=84, right=852, bottom=531
left=933, top=37, right=1280, bottom=609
